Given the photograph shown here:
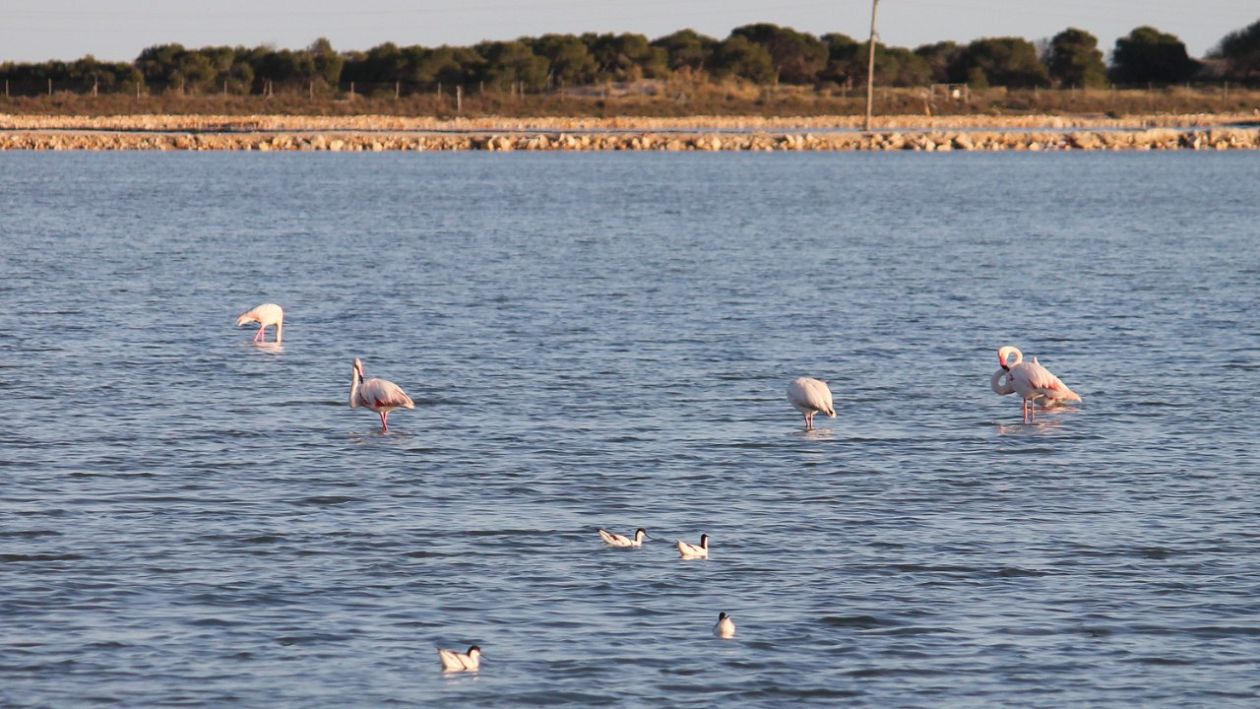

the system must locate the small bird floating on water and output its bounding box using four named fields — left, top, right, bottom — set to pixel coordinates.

left=236, top=303, right=284, bottom=344
left=714, top=612, right=736, bottom=638
left=787, top=377, right=836, bottom=430
left=677, top=533, right=709, bottom=559
left=350, top=357, right=415, bottom=432
left=991, top=345, right=1082, bottom=423
left=599, top=528, right=648, bottom=548
left=437, top=645, right=482, bottom=672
